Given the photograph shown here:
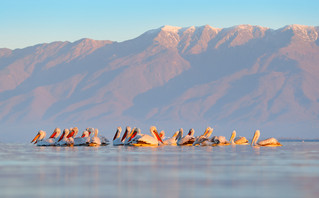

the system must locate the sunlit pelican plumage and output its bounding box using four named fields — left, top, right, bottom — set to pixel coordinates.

left=56, top=129, right=74, bottom=146
left=88, top=128, right=101, bottom=146
left=211, top=136, right=230, bottom=146
left=177, top=128, right=196, bottom=146
left=229, top=130, right=249, bottom=145
left=113, top=127, right=124, bottom=146
left=130, top=126, right=163, bottom=146
left=193, top=127, right=213, bottom=146
left=163, top=131, right=180, bottom=145
left=31, top=128, right=62, bottom=146
left=74, top=130, right=91, bottom=146
left=251, top=130, right=282, bottom=147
